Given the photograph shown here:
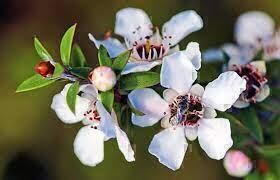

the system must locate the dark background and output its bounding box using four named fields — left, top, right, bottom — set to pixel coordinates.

left=0, top=0, right=279, bottom=179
